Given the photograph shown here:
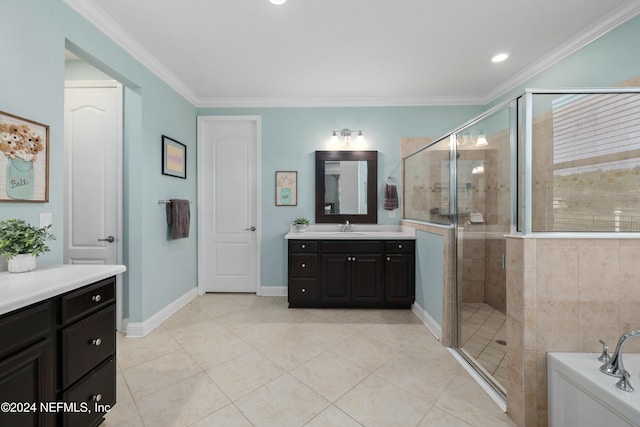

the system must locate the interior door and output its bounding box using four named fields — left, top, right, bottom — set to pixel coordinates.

left=198, top=116, right=259, bottom=293
left=64, top=81, right=123, bottom=326
left=64, top=81, right=122, bottom=265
